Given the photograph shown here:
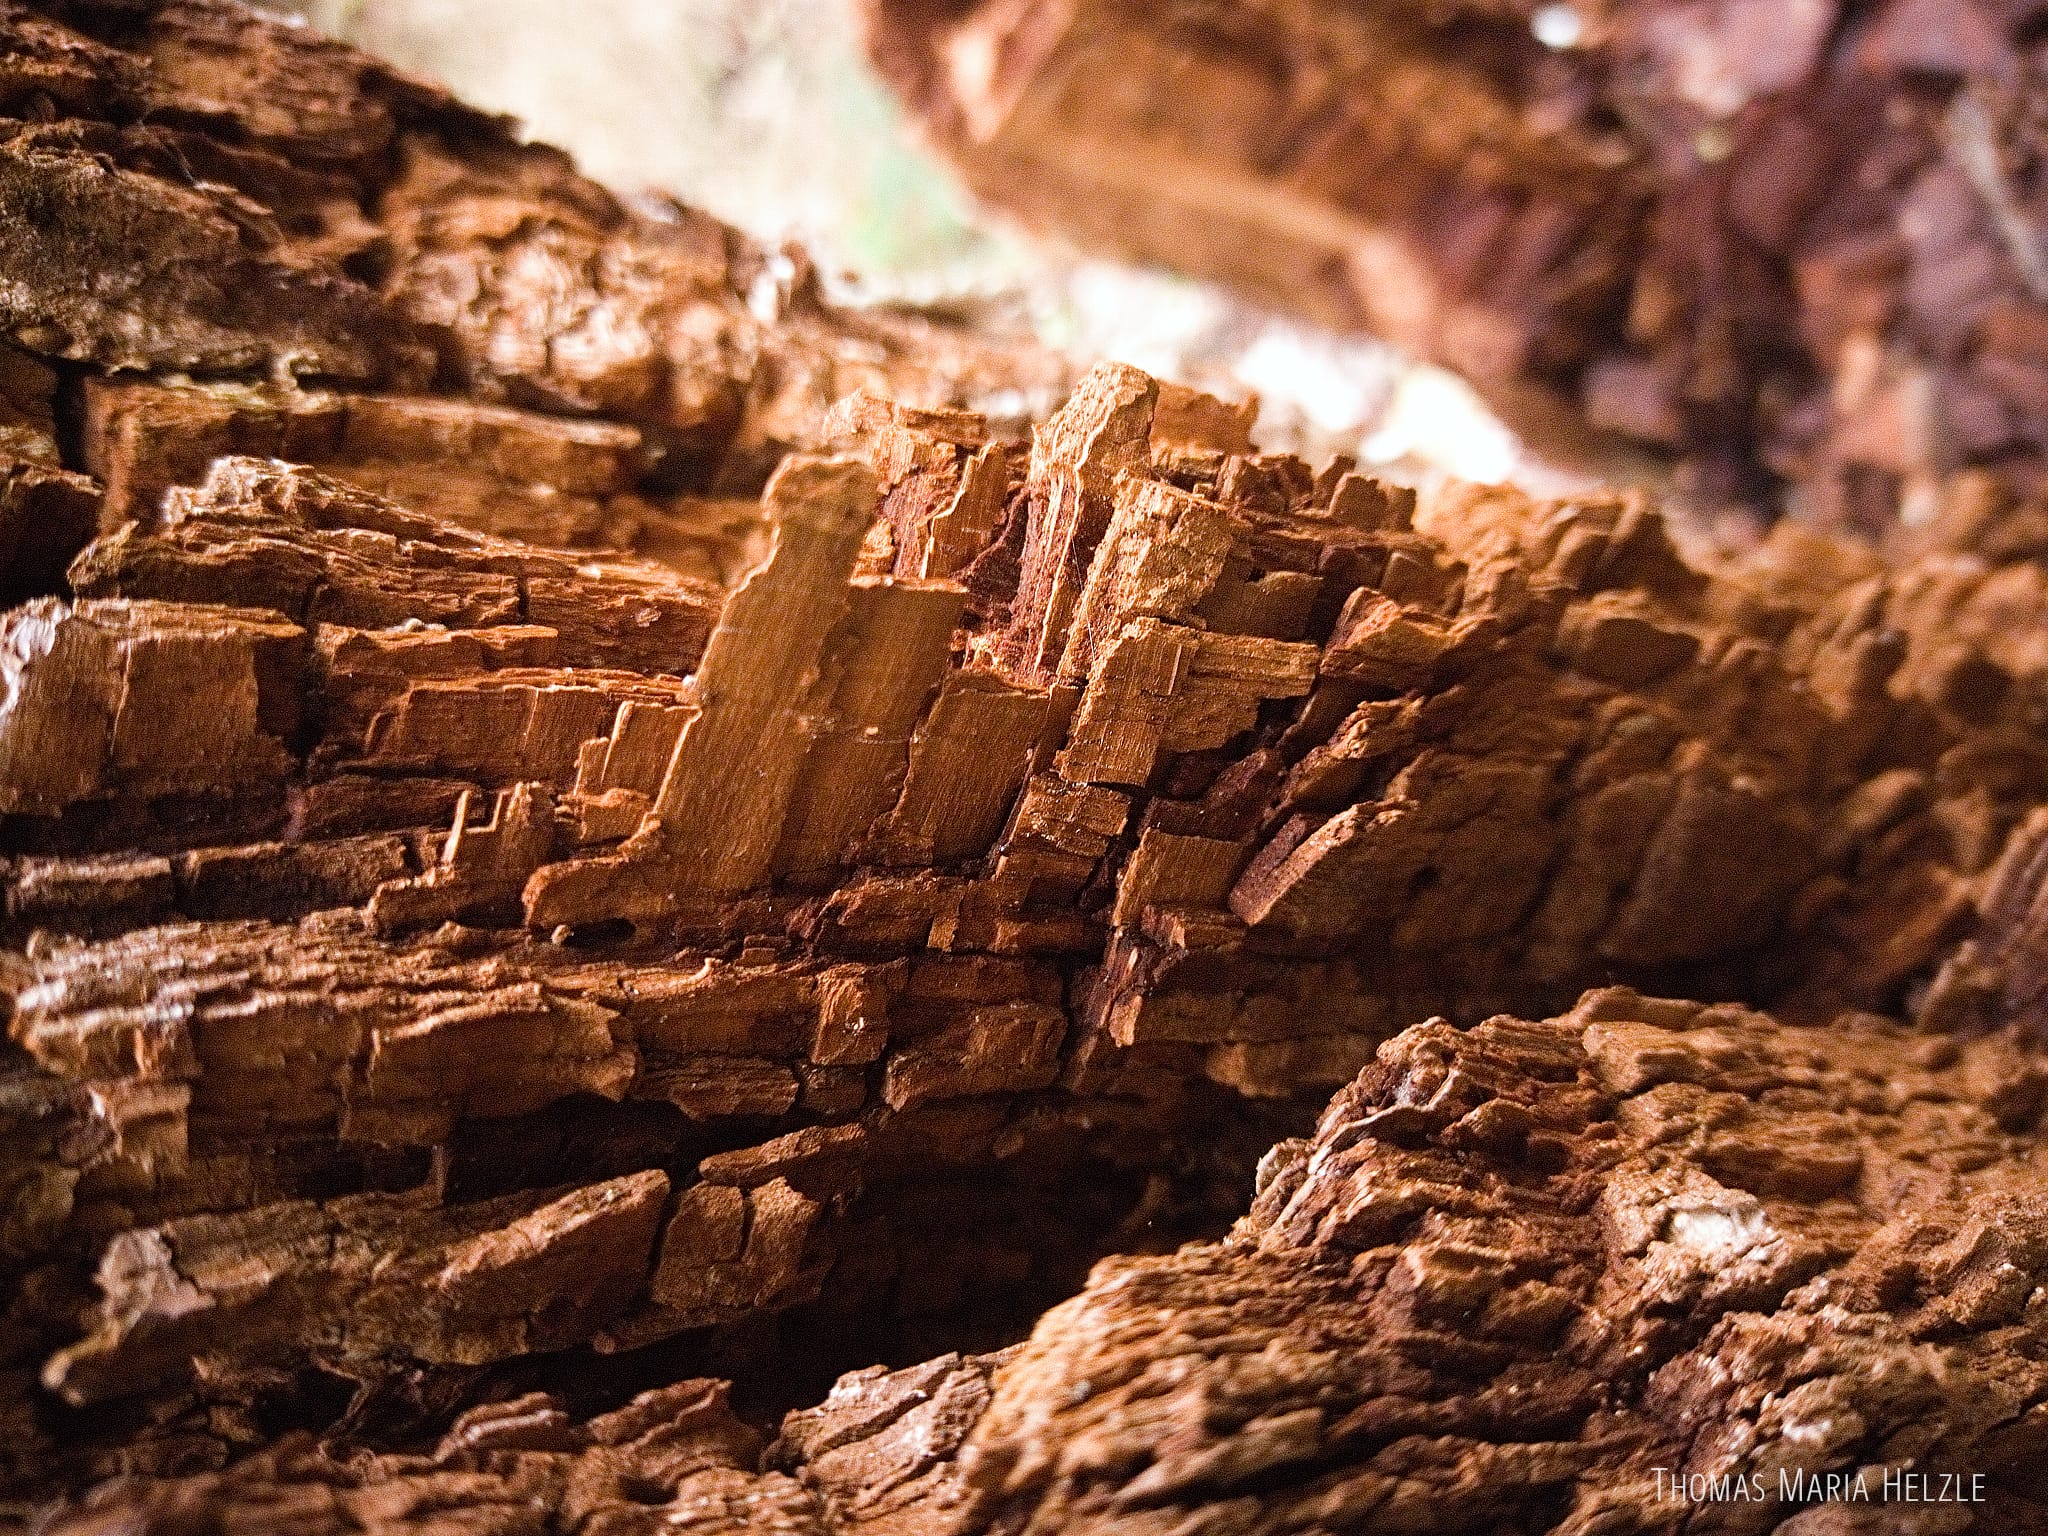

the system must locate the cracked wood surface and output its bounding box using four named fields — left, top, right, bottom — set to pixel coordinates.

left=45, top=992, right=2048, bottom=1533
left=8, top=3, right=2048, bottom=1532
